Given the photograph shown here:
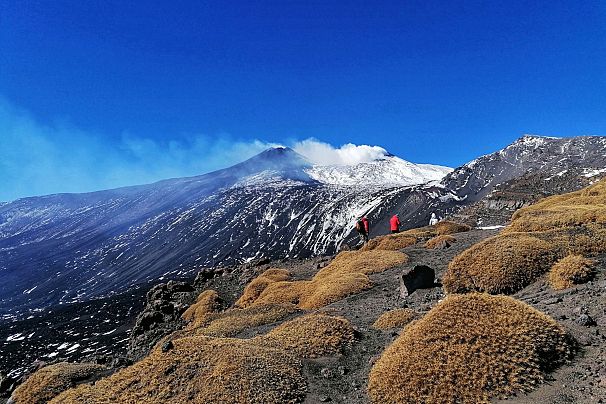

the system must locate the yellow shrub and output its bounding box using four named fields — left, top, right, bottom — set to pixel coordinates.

left=443, top=178, right=606, bottom=294
left=372, top=308, right=416, bottom=330
left=443, top=233, right=556, bottom=294
left=368, top=293, right=572, bottom=404
left=260, top=314, right=355, bottom=358
left=248, top=250, right=407, bottom=310
left=51, top=337, right=306, bottom=404
left=235, top=269, right=290, bottom=307
left=195, top=303, right=298, bottom=337
left=435, top=221, right=471, bottom=235
left=549, top=254, right=596, bottom=290
left=361, top=234, right=417, bottom=251
left=12, top=362, right=106, bottom=404
left=182, top=289, right=221, bottom=328
left=425, top=234, right=456, bottom=249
